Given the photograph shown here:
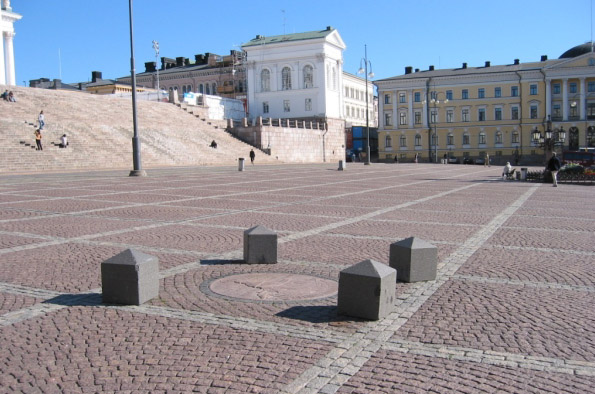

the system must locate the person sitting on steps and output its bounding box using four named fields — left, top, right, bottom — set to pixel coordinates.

left=34, top=129, right=42, bottom=151
left=210, top=140, right=217, bottom=149
left=59, top=134, right=68, bottom=148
